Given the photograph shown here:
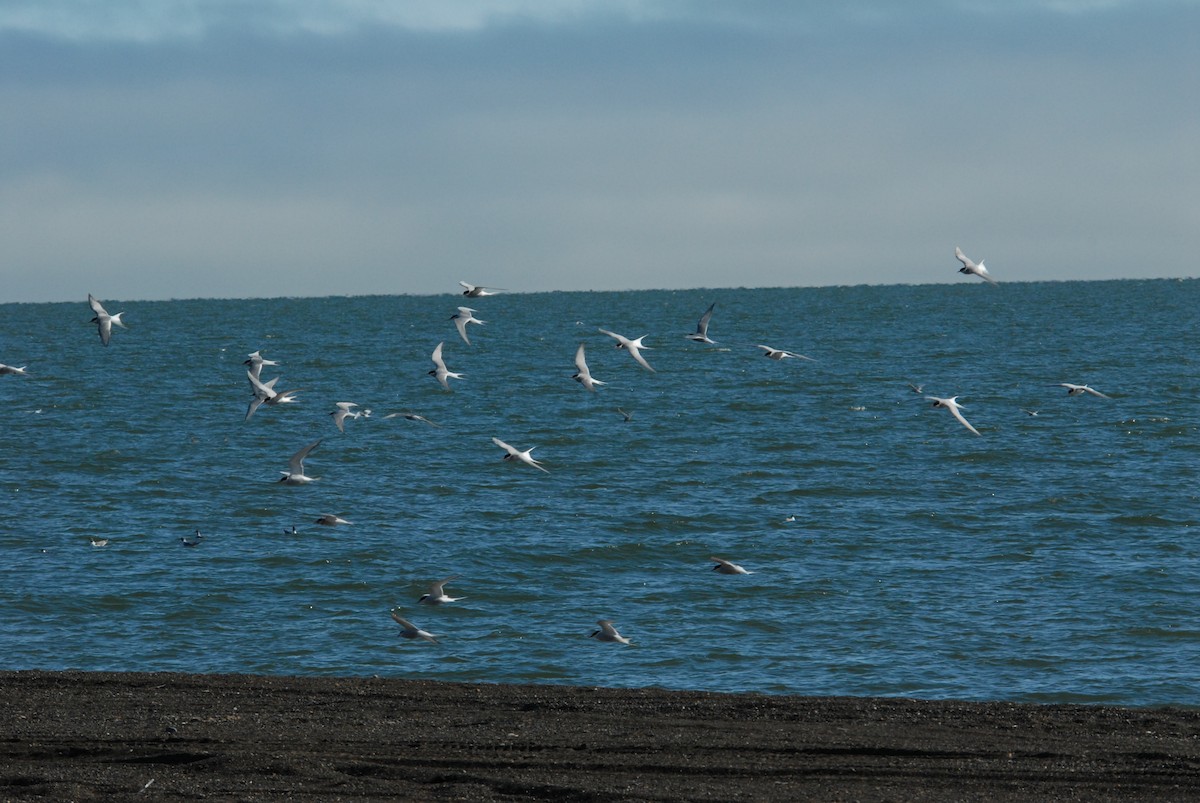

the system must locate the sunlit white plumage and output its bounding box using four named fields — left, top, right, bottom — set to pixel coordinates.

left=279, top=439, right=322, bottom=484
left=491, top=437, right=550, bottom=473
left=598, top=328, right=655, bottom=372
left=330, top=401, right=359, bottom=433
left=710, top=557, right=752, bottom=575
left=459, top=281, right=502, bottom=297
left=955, top=247, right=997, bottom=284
left=390, top=611, right=440, bottom=643
left=88, top=294, right=127, bottom=346
left=925, top=395, right=981, bottom=436
left=572, top=343, right=605, bottom=391
left=314, top=513, right=350, bottom=526
left=1058, top=382, right=1110, bottom=398
left=0, top=364, right=28, bottom=376
left=428, top=341, right=464, bottom=391
left=685, top=303, right=717, bottom=344
left=246, top=370, right=302, bottom=420
left=451, top=306, right=486, bottom=345
left=589, top=619, right=631, bottom=645
left=243, top=350, right=279, bottom=381
left=384, top=411, right=441, bottom=427
left=419, top=575, right=465, bottom=605
left=757, top=345, right=814, bottom=361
